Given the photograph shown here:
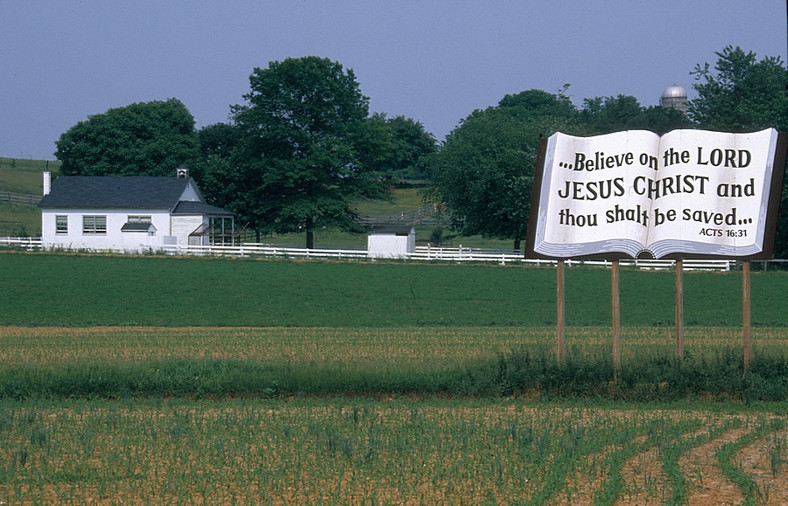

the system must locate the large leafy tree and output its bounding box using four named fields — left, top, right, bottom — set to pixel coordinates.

left=370, top=113, right=437, bottom=180
left=689, top=46, right=788, bottom=258
left=198, top=123, right=248, bottom=232
left=427, top=90, right=579, bottom=250
left=55, top=98, right=205, bottom=178
left=230, top=56, right=387, bottom=248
